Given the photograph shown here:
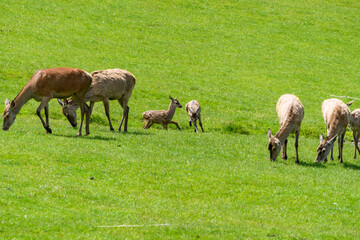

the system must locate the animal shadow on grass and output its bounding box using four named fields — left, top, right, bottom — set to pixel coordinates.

left=343, top=162, right=360, bottom=171
left=52, top=133, right=118, bottom=142
left=298, top=161, right=326, bottom=168
left=122, top=131, right=151, bottom=136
